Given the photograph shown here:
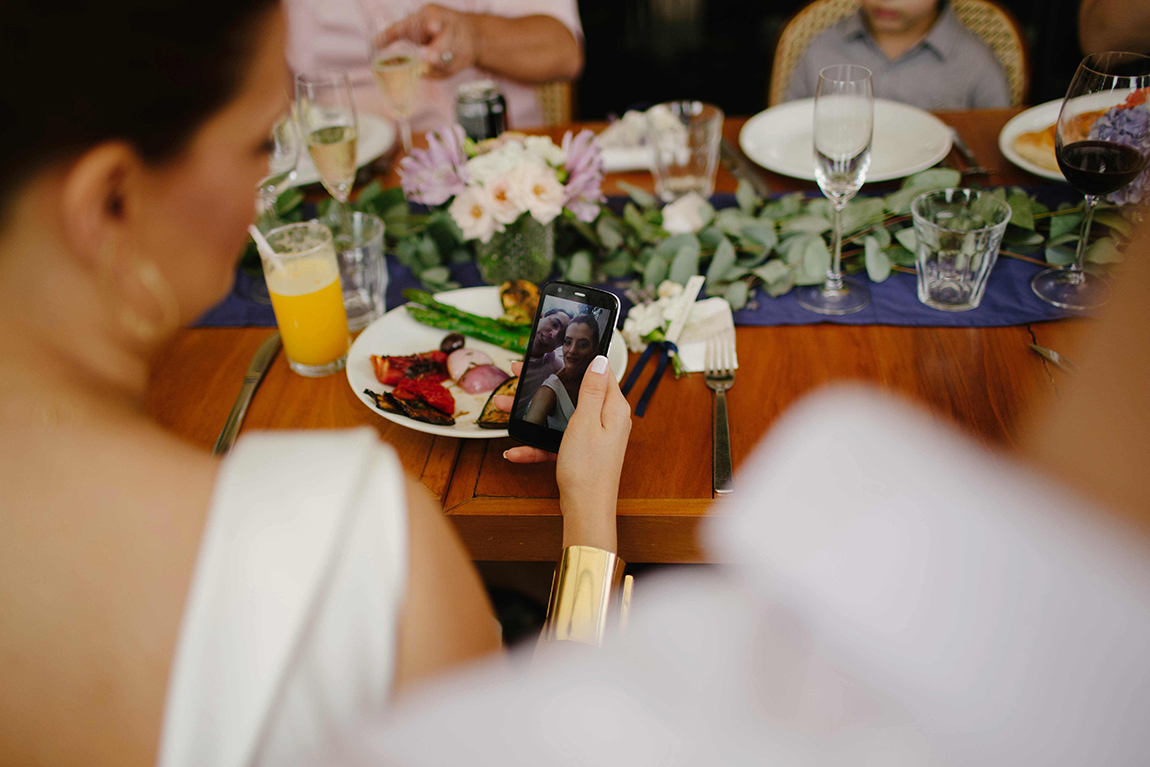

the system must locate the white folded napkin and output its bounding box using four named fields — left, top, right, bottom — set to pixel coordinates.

left=676, top=299, right=738, bottom=373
